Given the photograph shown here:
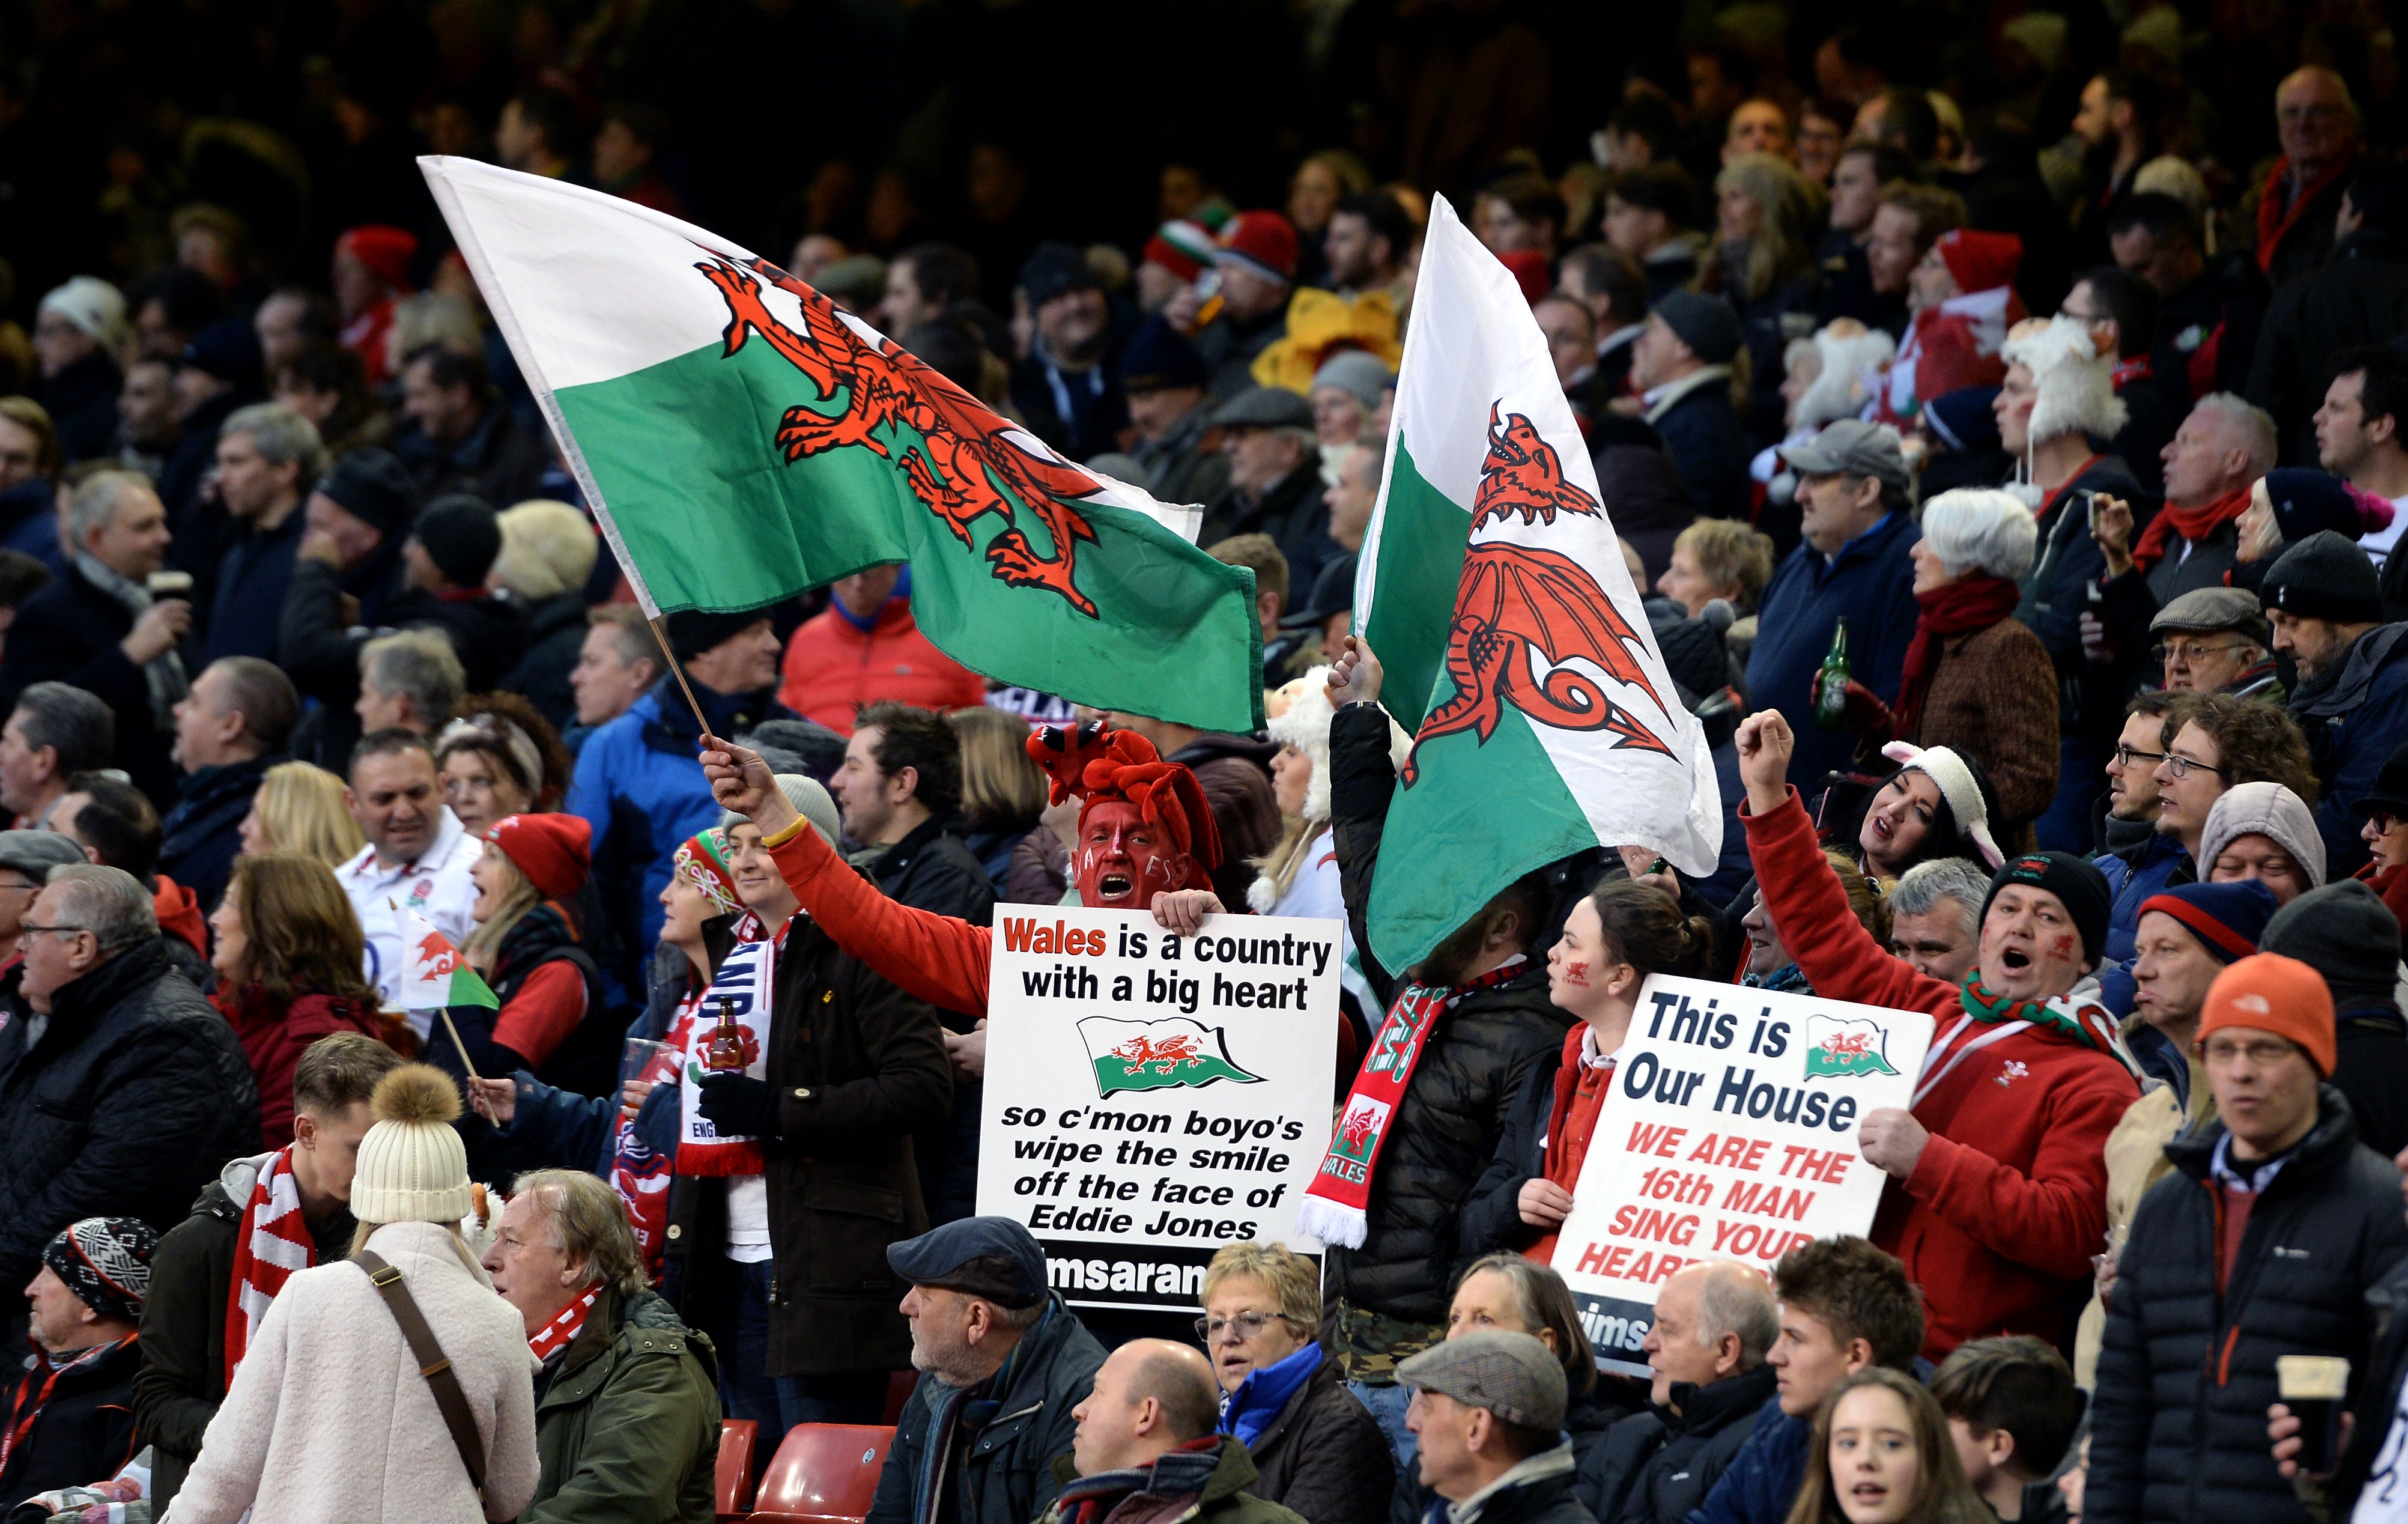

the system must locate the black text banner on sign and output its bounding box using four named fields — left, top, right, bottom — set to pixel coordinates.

left=1554, top=974, right=1934, bottom=1376
left=978, top=908, right=1341, bottom=1316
